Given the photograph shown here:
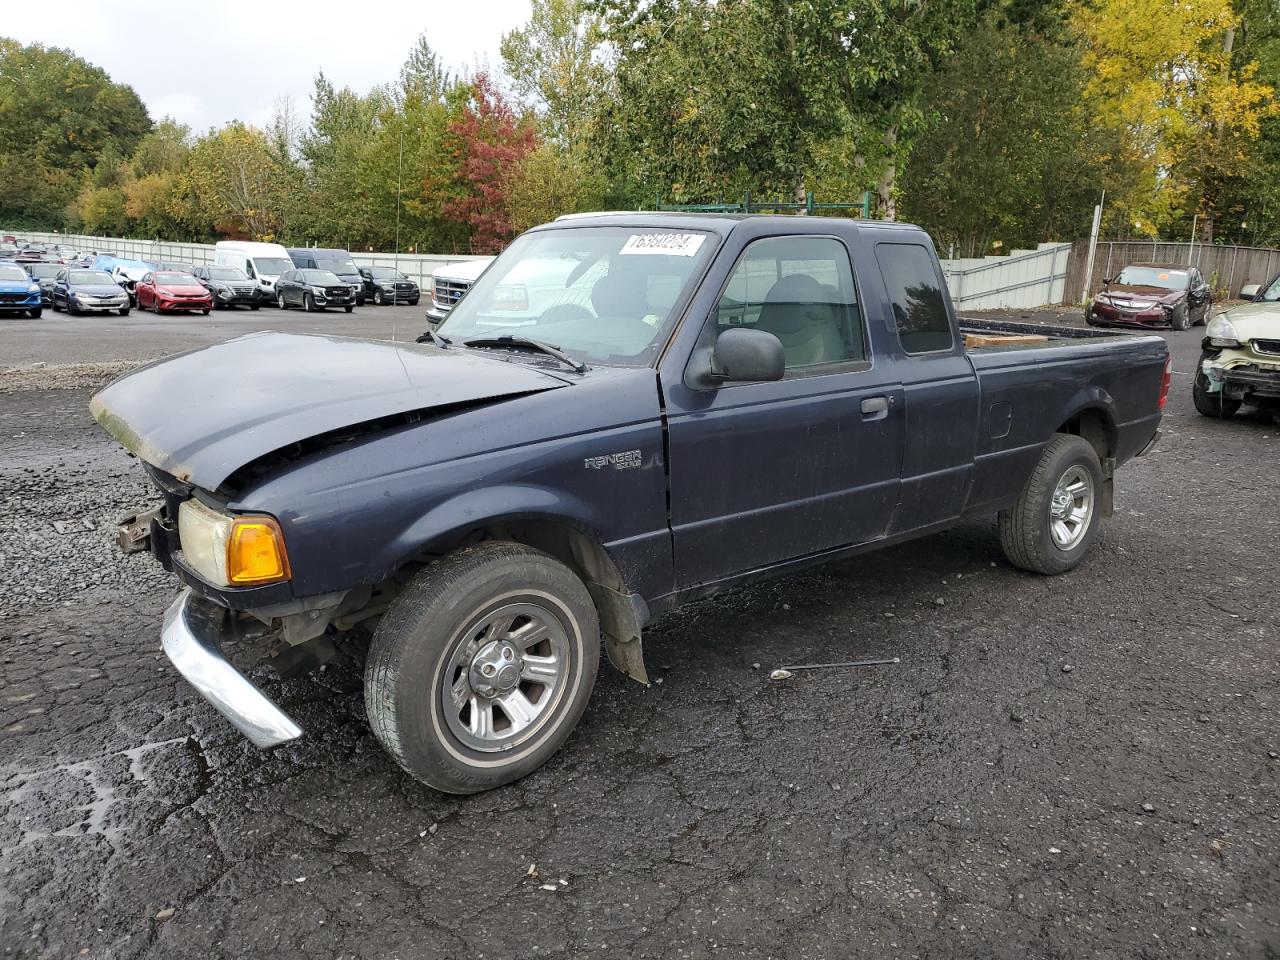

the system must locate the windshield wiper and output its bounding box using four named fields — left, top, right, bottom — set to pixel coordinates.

left=462, top=335, right=588, bottom=373
left=416, top=329, right=451, bottom=348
